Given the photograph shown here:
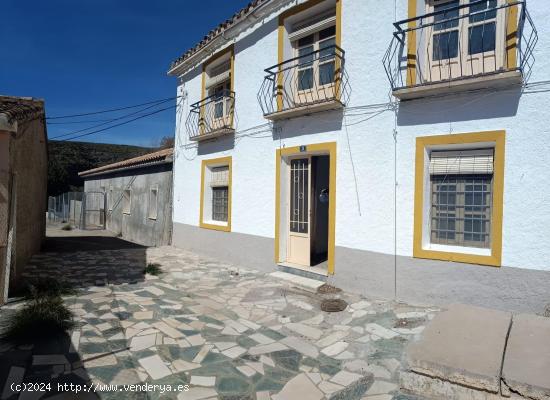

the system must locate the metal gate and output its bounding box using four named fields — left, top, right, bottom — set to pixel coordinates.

left=81, top=191, right=106, bottom=230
